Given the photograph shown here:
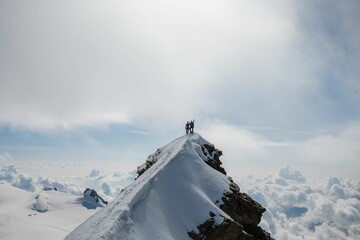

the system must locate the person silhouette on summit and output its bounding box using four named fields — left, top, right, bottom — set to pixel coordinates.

left=185, top=121, right=190, bottom=134
left=189, top=120, right=194, bottom=133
